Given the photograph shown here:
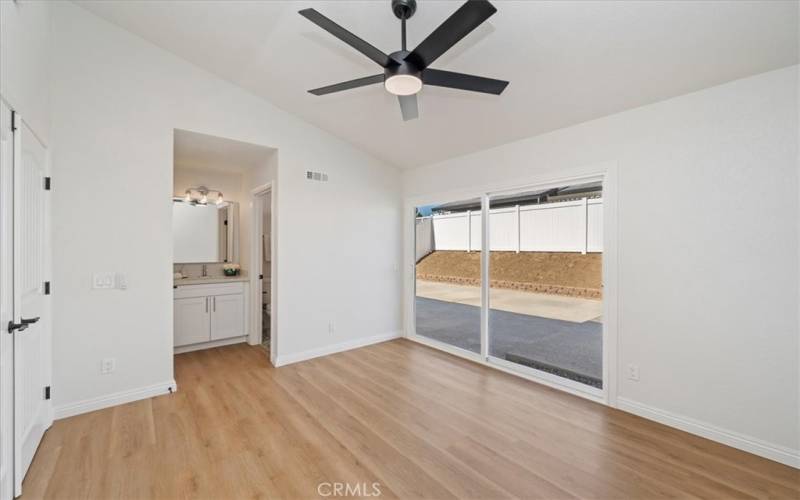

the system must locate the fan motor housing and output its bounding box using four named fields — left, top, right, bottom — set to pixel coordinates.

left=392, top=0, right=417, bottom=20
left=386, top=50, right=422, bottom=80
